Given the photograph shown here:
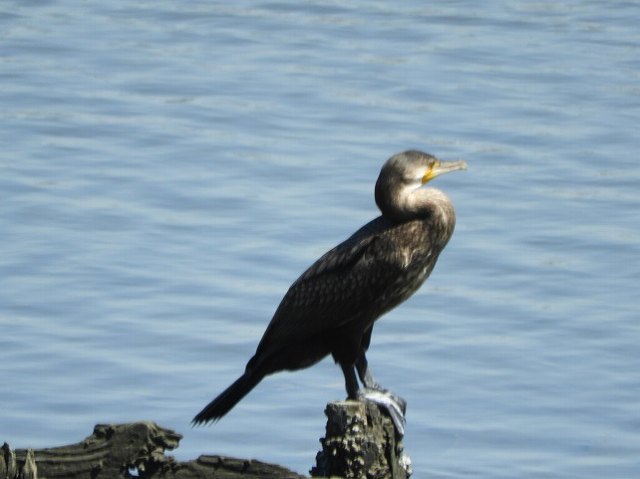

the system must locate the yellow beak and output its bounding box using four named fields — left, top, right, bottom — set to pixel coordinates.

left=422, top=159, right=468, bottom=184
